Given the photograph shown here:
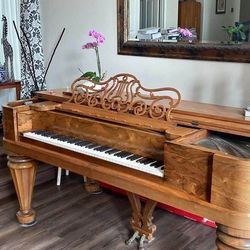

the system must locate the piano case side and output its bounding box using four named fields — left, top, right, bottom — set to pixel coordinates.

left=164, top=135, right=213, bottom=201
left=211, top=154, right=250, bottom=213
left=164, top=129, right=250, bottom=207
